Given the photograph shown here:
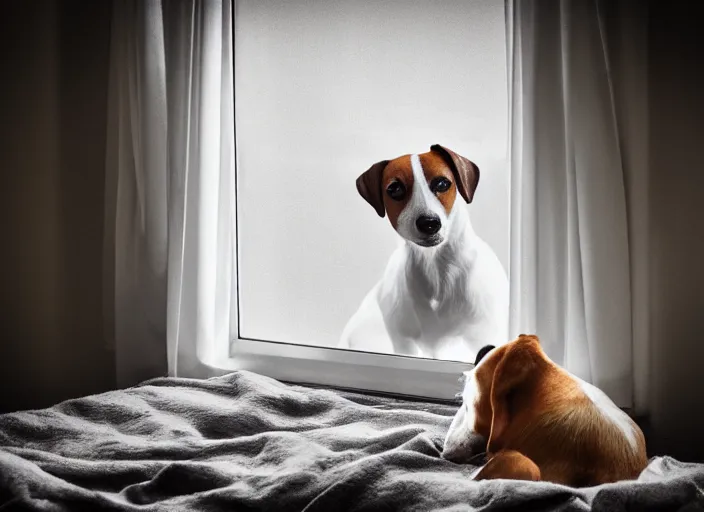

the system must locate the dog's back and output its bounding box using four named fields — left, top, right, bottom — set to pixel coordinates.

left=497, top=371, right=647, bottom=486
